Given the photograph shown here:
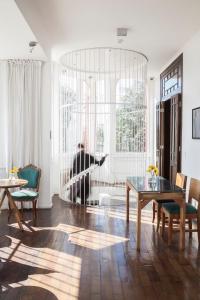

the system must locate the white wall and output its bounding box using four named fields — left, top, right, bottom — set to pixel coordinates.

left=182, top=31, right=200, bottom=179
